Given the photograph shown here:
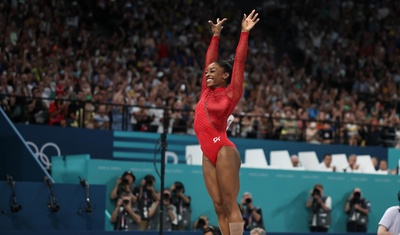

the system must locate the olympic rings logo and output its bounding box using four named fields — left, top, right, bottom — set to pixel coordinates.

left=26, top=141, right=61, bottom=169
